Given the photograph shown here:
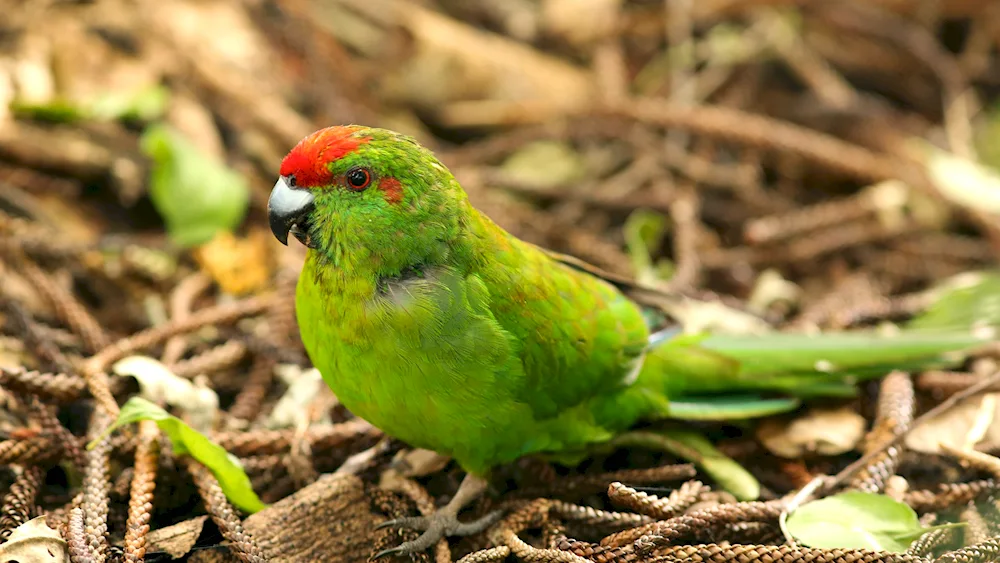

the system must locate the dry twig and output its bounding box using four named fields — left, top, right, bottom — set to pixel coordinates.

left=186, top=459, right=268, bottom=563
left=123, top=421, right=160, bottom=563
